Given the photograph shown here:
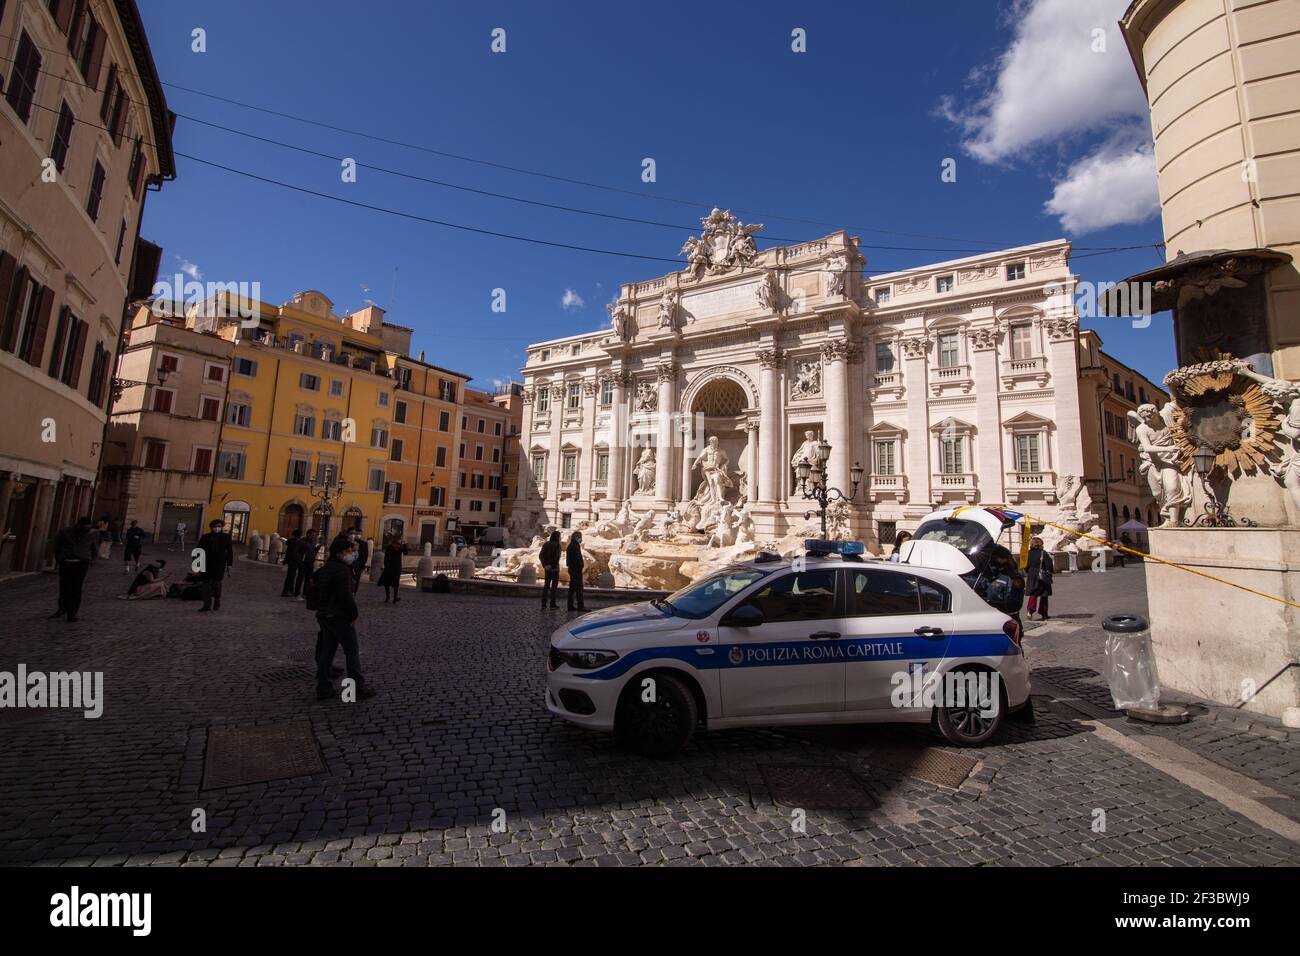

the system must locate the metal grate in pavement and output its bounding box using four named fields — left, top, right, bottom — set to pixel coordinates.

left=255, top=666, right=316, bottom=685
left=202, top=719, right=324, bottom=789
left=758, top=764, right=877, bottom=810
left=862, top=747, right=978, bottom=789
